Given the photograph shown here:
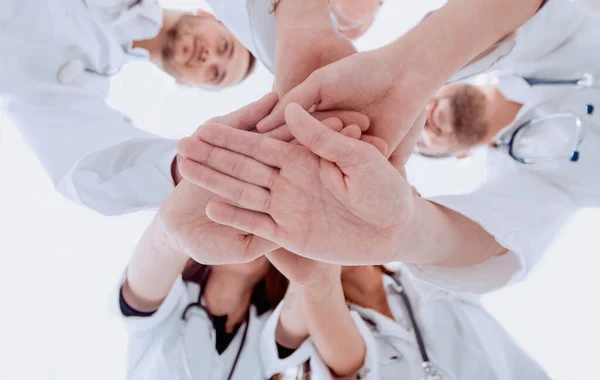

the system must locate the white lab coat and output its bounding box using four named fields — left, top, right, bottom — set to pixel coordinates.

left=0, top=0, right=177, bottom=216
left=260, top=266, right=551, bottom=380
left=119, top=277, right=272, bottom=380
left=206, top=0, right=277, bottom=73
left=409, top=0, right=600, bottom=293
